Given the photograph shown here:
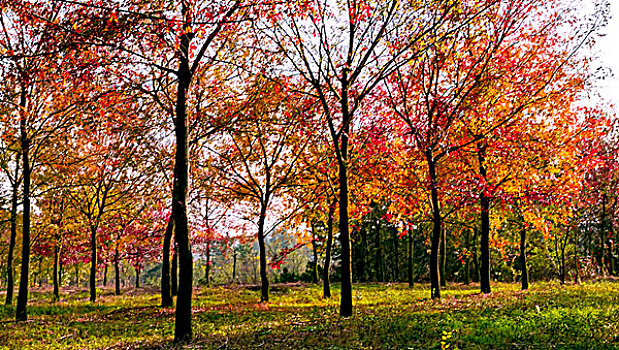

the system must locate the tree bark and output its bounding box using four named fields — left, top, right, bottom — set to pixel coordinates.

left=161, top=214, right=174, bottom=306
left=205, top=241, right=211, bottom=286
left=407, top=225, right=414, bottom=287
left=53, top=241, right=61, bottom=301
left=114, top=256, right=121, bottom=295
left=600, top=194, right=606, bottom=275
left=16, top=88, right=31, bottom=322
left=232, top=250, right=237, bottom=283
left=258, top=195, right=270, bottom=302
left=465, top=228, right=471, bottom=285
left=173, top=11, right=193, bottom=341
left=338, top=102, right=353, bottom=317
left=103, top=263, right=108, bottom=287
left=520, top=224, right=528, bottom=290
left=135, top=265, right=141, bottom=288
left=440, top=225, right=447, bottom=287
left=393, top=226, right=399, bottom=281
left=478, top=143, right=491, bottom=294
left=323, top=200, right=335, bottom=299
left=89, top=225, right=98, bottom=302
left=171, top=250, right=178, bottom=296
left=375, top=226, right=383, bottom=282
left=5, top=150, right=20, bottom=306
left=427, top=153, right=442, bottom=299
